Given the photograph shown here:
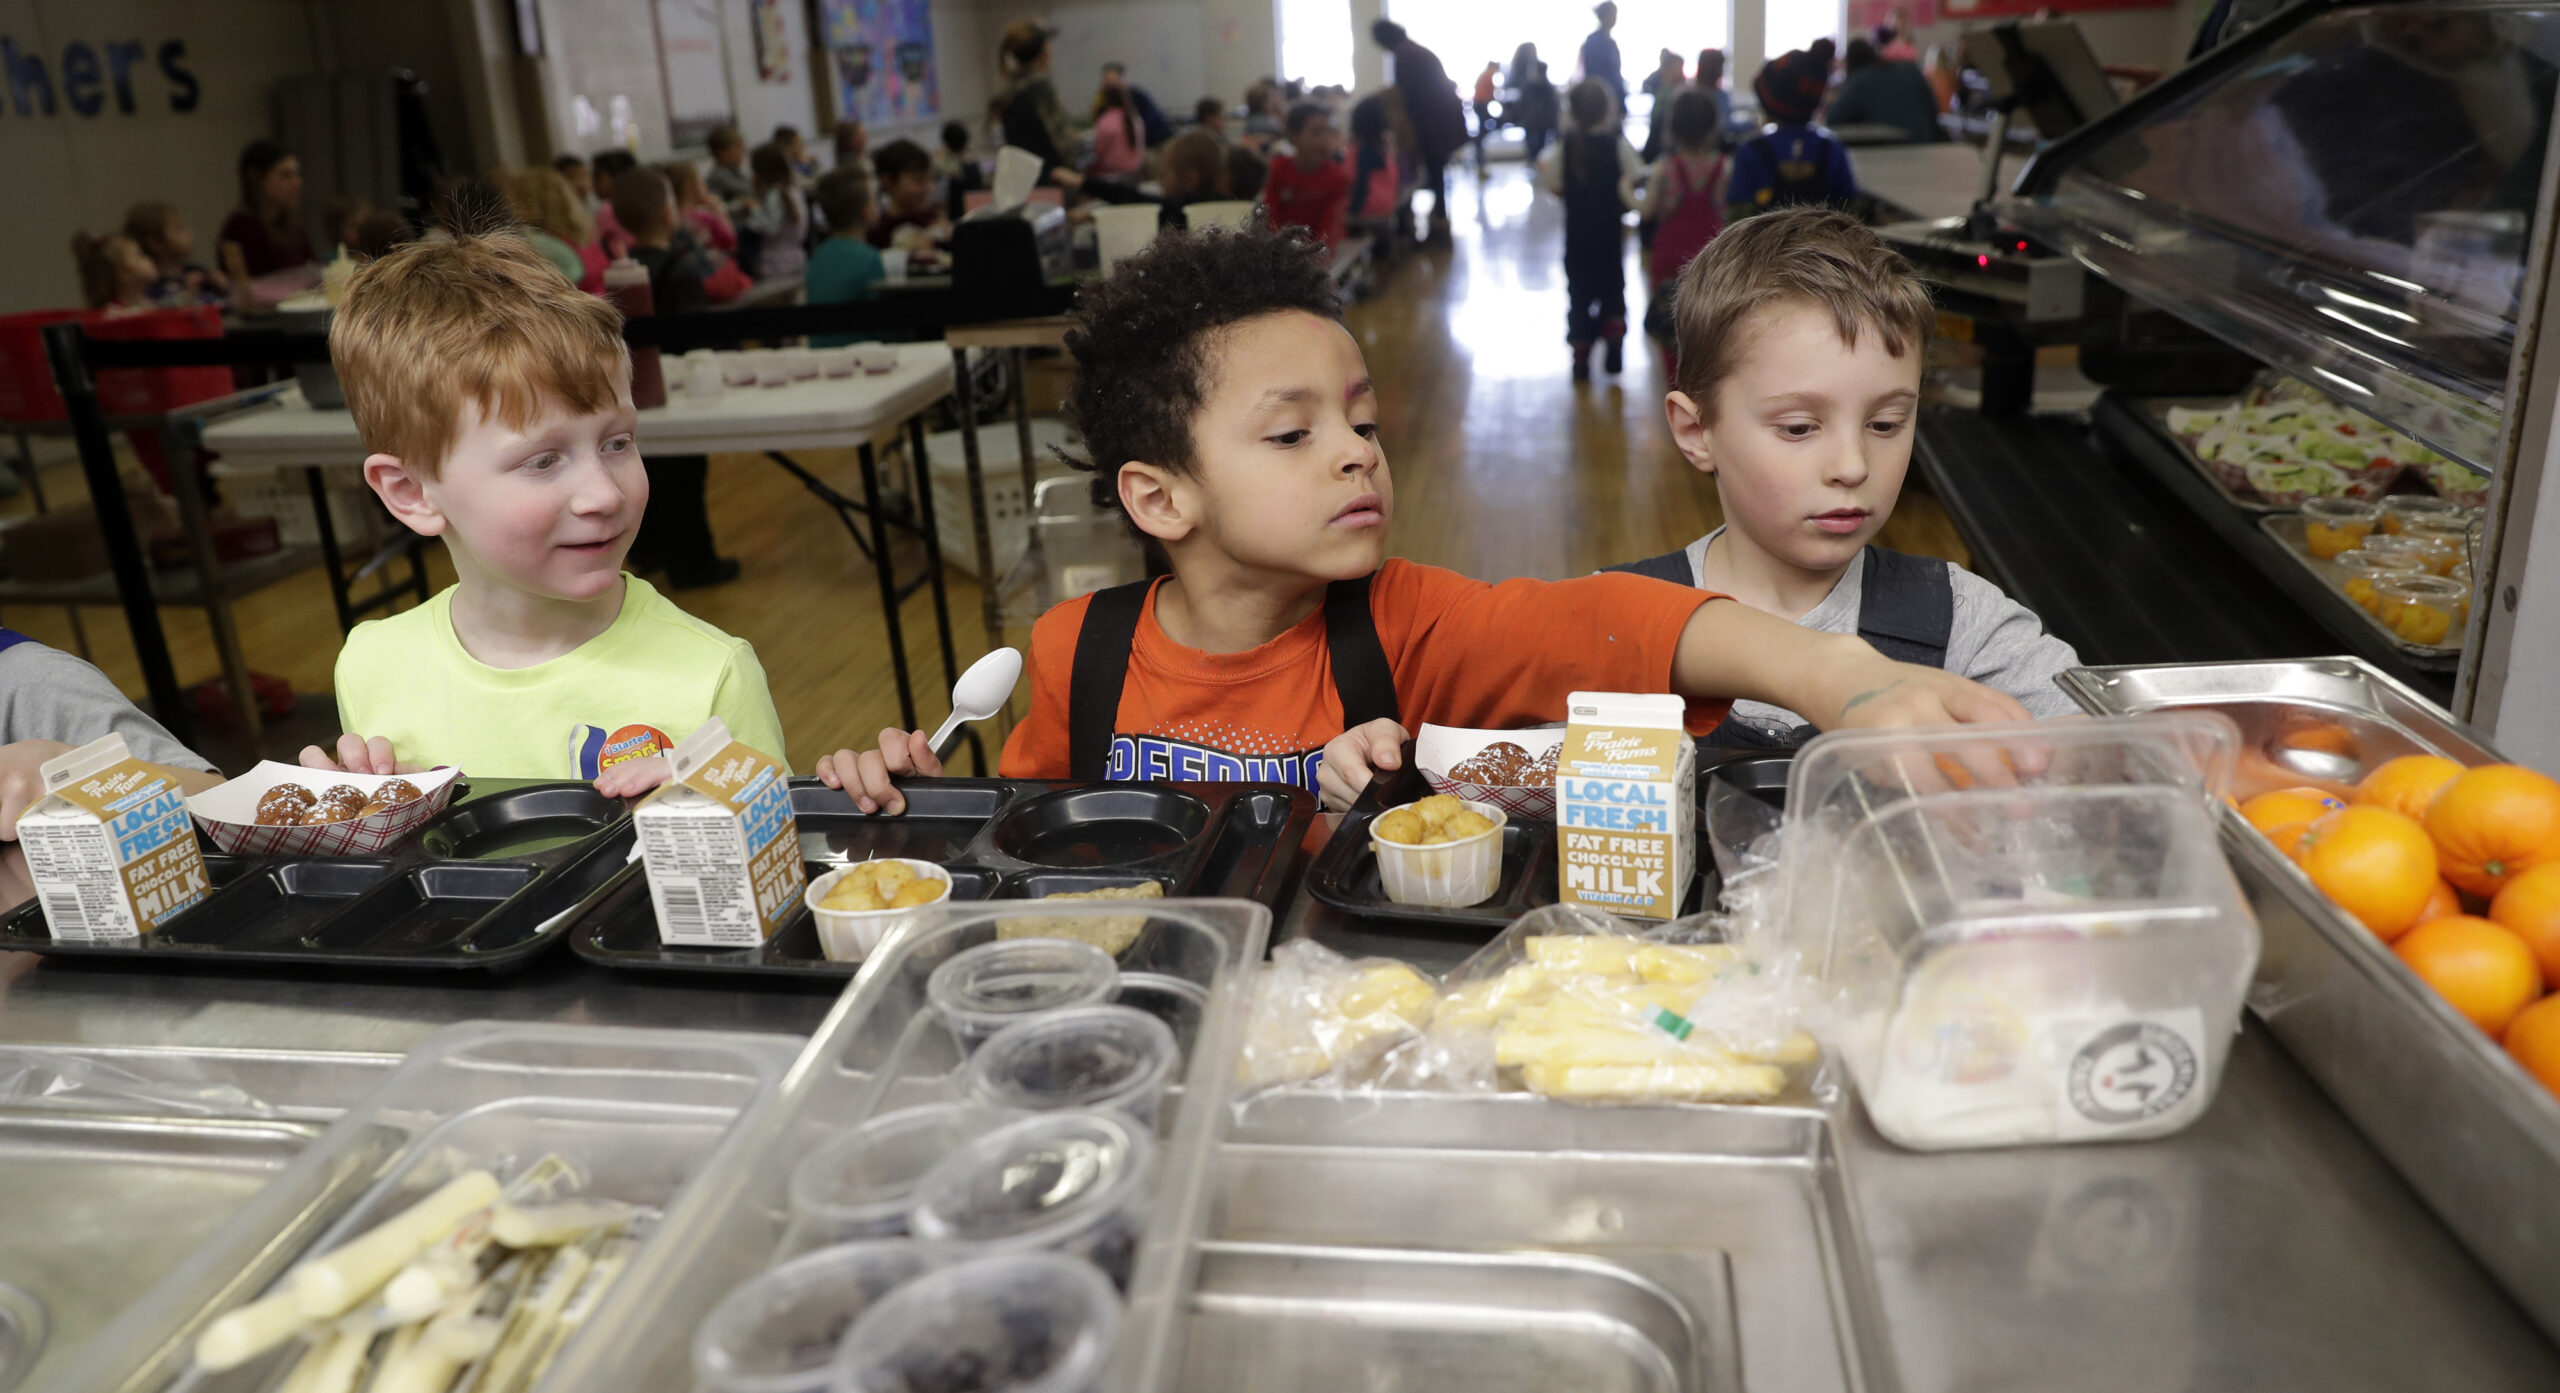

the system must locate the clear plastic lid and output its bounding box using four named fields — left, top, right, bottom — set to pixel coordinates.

left=831, top=1253, right=1121, bottom=1393
left=789, top=1104, right=1018, bottom=1242
left=926, top=939, right=1121, bottom=1048
left=693, top=1241, right=939, bottom=1393
left=964, top=1006, right=1181, bottom=1125
left=908, top=1111, right=1157, bottom=1258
